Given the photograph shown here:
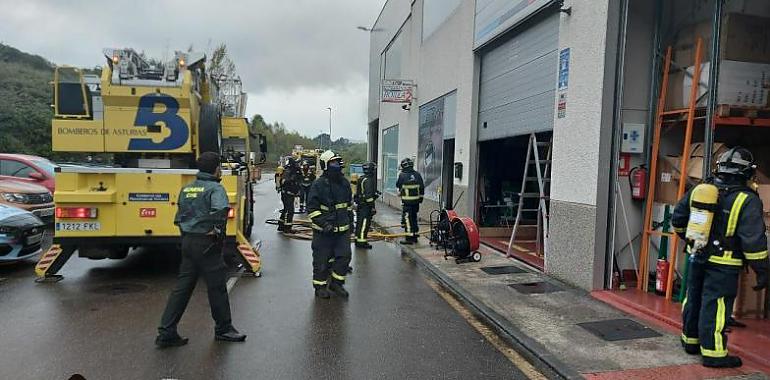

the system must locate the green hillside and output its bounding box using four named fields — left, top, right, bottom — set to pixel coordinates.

left=0, top=44, right=54, bottom=156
